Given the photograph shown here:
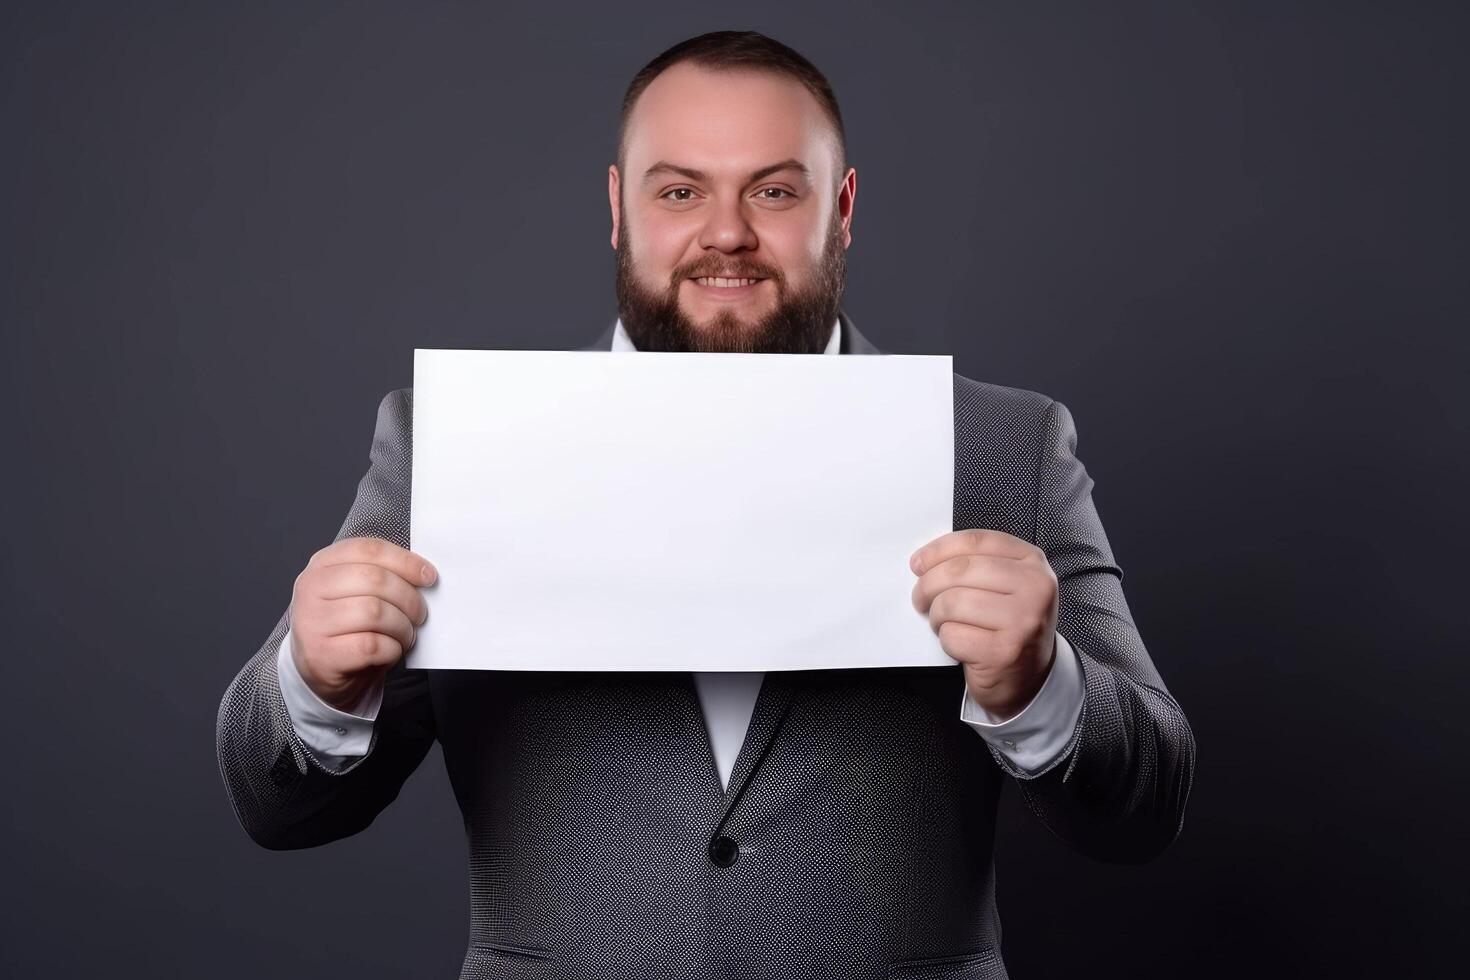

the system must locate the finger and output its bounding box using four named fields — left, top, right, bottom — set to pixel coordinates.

left=313, top=536, right=438, bottom=587
left=911, top=554, right=1017, bottom=614
left=910, top=528, right=1037, bottom=576
left=313, top=561, right=430, bottom=626
left=938, top=620, right=999, bottom=664
left=323, top=630, right=404, bottom=669
left=928, top=586, right=1008, bottom=635
left=321, top=593, right=417, bottom=651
